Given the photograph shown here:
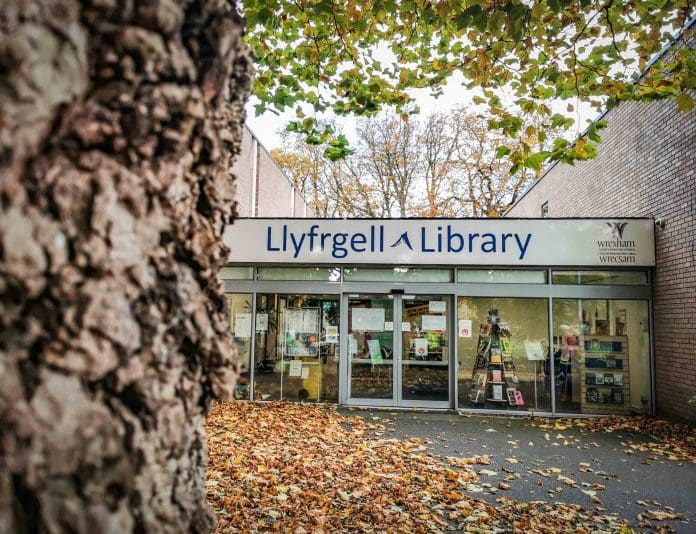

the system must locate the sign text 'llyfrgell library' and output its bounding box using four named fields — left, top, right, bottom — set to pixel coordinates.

left=267, top=223, right=533, bottom=260
left=224, top=219, right=655, bottom=267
